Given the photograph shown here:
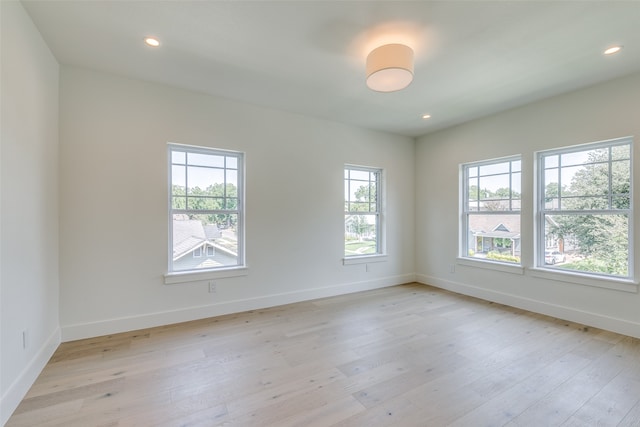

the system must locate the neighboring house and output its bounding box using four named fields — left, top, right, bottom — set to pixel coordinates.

left=469, top=215, right=565, bottom=257
left=469, top=215, right=522, bottom=257
left=172, top=218, right=236, bottom=270
left=344, top=214, right=376, bottom=240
